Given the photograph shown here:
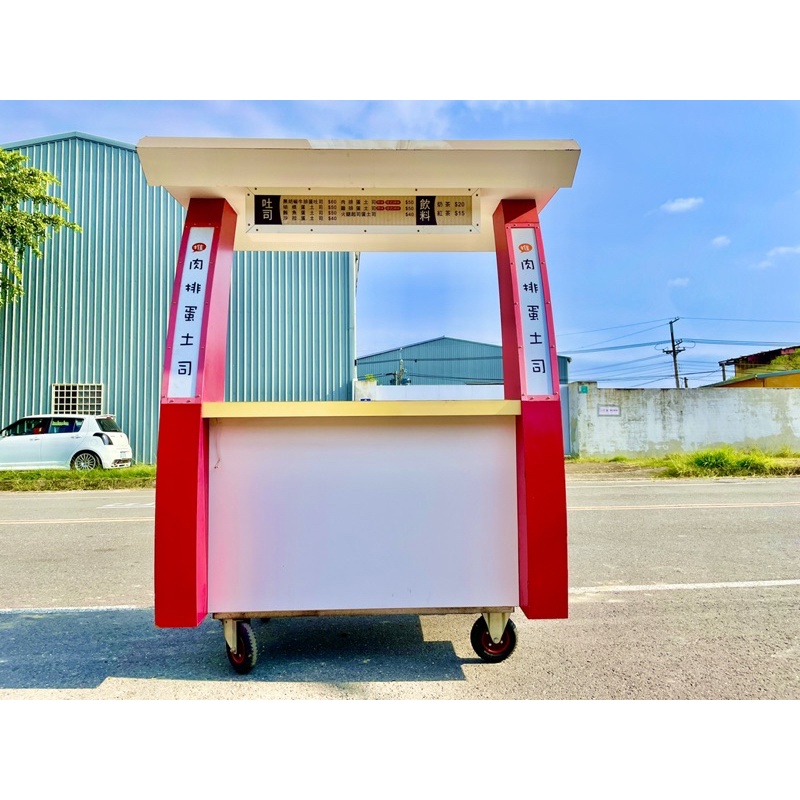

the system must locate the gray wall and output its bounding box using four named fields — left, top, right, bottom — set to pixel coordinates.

left=569, top=382, right=800, bottom=457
